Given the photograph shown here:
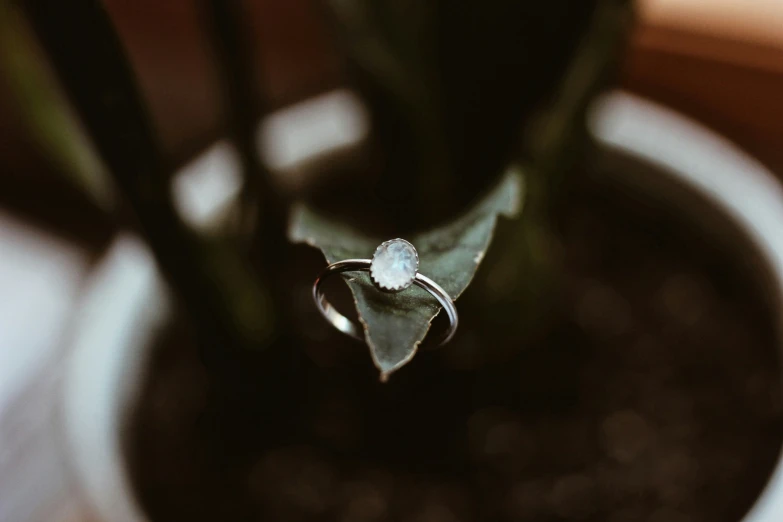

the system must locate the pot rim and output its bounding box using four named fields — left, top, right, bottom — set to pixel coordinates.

left=590, top=91, right=783, bottom=522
